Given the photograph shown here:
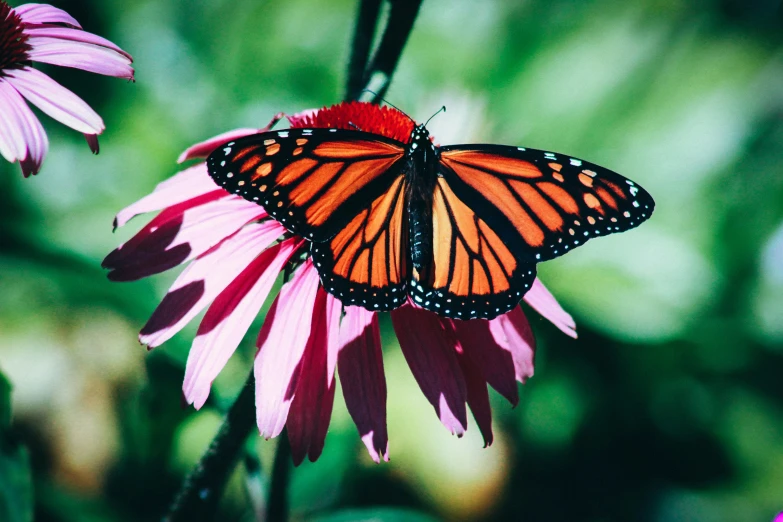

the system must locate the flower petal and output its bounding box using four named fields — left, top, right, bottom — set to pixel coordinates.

left=255, top=261, right=321, bottom=439
left=138, top=221, right=286, bottom=347
left=16, top=4, right=81, bottom=28
left=338, top=306, right=389, bottom=463
left=524, top=278, right=578, bottom=338
left=104, top=194, right=265, bottom=281
left=452, top=318, right=519, bottom=406
left=391, top=304, right=468, bottom=437
left=84, top=133, right=99, bottom=154
left=4, top=67, right=103, bottom=134
left=456, top=349, right=493, bottom=447
left=25, top=27, right=132, bottom=60
left=183, top=237, right=301, bottom=409
left=494, top=306, right=536, bottom=383
left=26, top=36, right=134, bottom=79
left=113, top=164, right=224, bottom=229
left=286, top=287, right=338, bottom=465
left=0, top=78, right=48, bottom=176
